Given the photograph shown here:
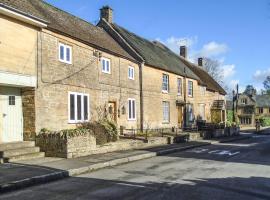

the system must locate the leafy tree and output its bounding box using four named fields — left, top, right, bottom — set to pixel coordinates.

left=263, top=76, right=270, bottom=94
left=244, top=85, right=256, bottom=96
